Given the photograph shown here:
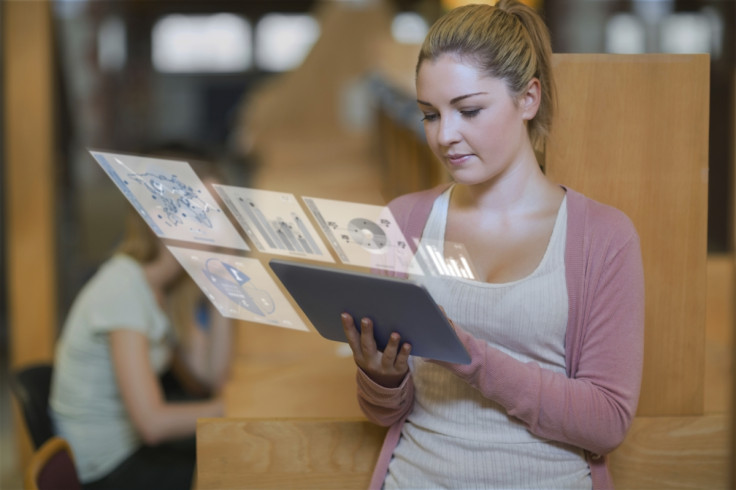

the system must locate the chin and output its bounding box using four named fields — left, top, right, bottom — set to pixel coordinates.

left=449, top=170, right=493, bottom=187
